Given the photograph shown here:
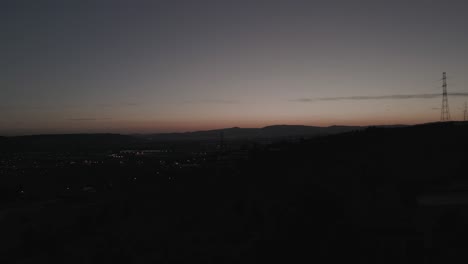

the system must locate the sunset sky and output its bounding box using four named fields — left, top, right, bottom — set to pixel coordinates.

left=2, top=0, right=468, bottom=135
